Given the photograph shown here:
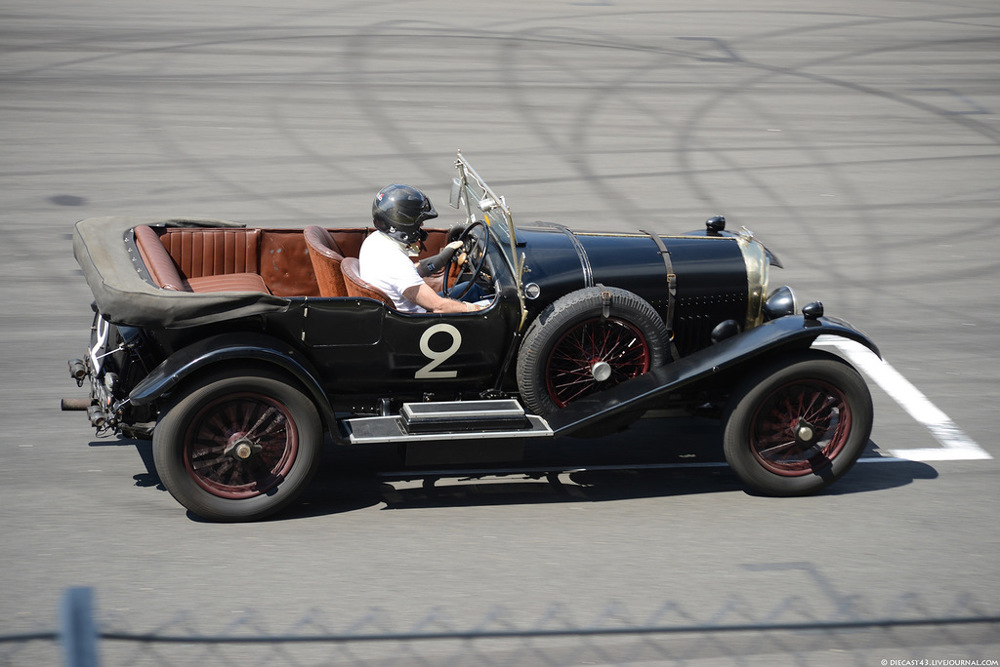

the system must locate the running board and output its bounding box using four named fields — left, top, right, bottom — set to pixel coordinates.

left=345, top=399, right=553, bottom=445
